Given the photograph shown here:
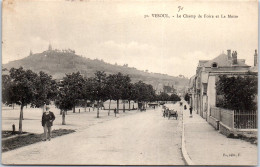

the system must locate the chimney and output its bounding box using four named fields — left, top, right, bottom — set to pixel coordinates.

left=227, top=49, right=231, bottom=59
left=254, top=49, right=258, bottom=66
left=232, top=51, right=238, bottom=64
